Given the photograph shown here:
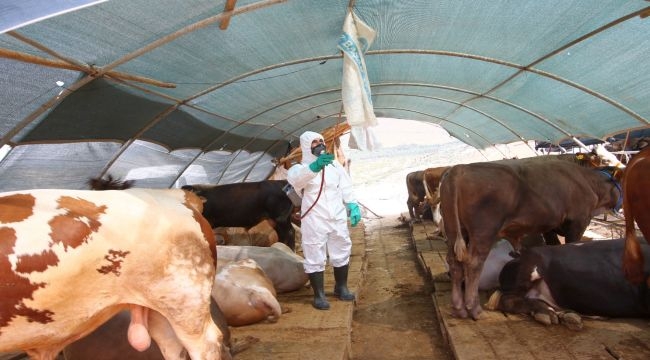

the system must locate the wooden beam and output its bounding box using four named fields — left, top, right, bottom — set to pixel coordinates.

left=640, top=7, right=650, bottom=19
left=0, top=48, right=176, bottom=88
left=219, top=0, right=238, bottom=30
